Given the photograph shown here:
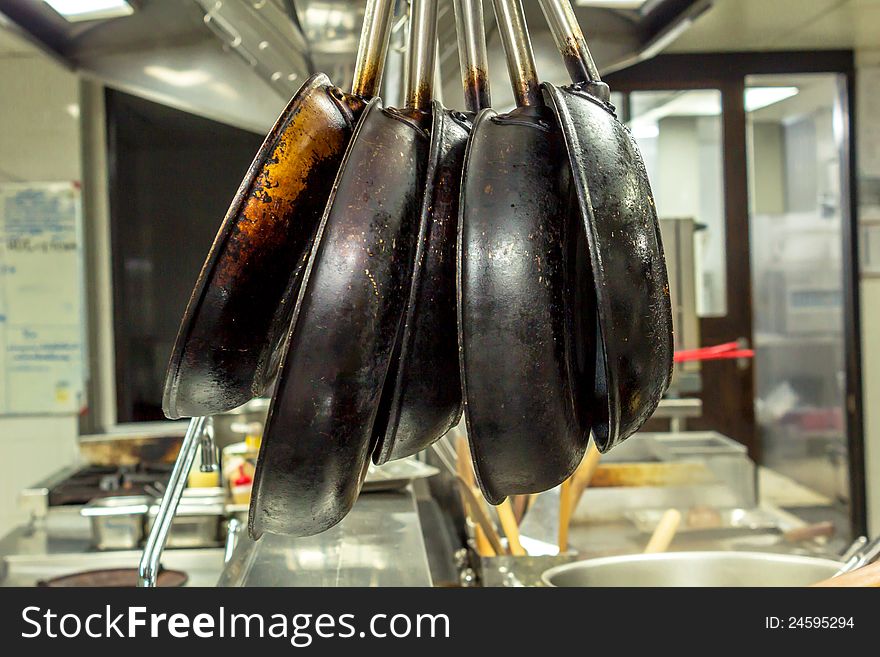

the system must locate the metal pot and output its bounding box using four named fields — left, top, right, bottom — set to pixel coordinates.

left=542, top=551, right=842, bottom=587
